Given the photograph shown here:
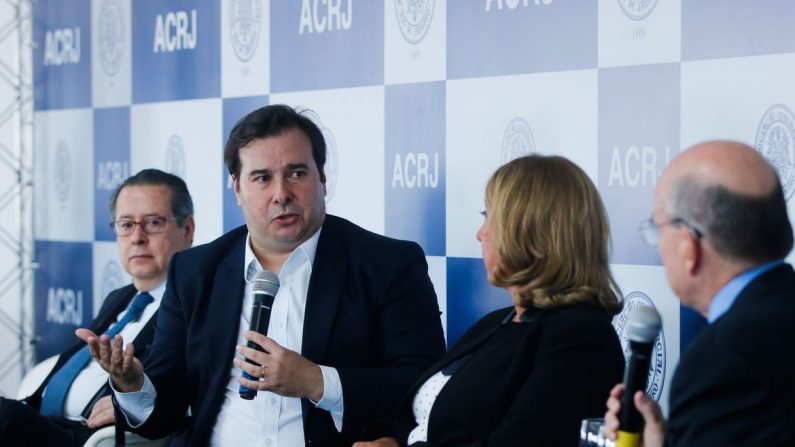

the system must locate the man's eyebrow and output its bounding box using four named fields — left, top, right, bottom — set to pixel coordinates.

left=247, top=163, right=309, bottom=176
left=247, top=168, right=272, bottom=177
left=116, top=212, right=166, bottom=219
left=286, top=163, right=309, bottom=170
